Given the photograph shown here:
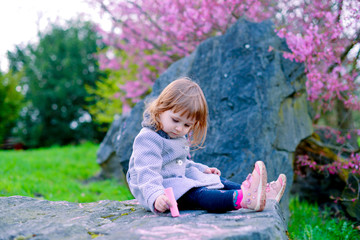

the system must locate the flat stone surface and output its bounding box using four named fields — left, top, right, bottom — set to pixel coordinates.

left=0, top=196, right=287, bottom=240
